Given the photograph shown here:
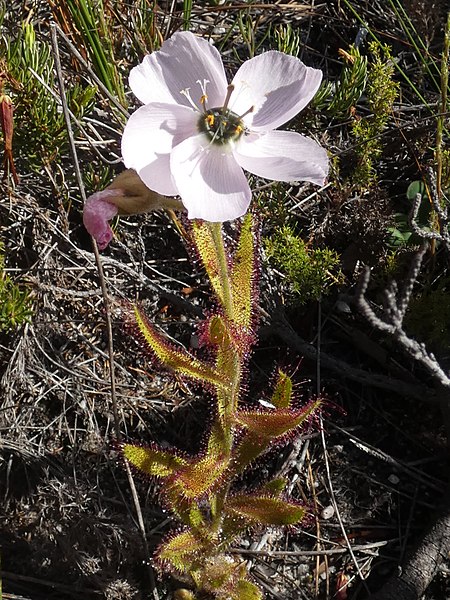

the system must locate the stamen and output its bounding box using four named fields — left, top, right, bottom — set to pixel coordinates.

left=239, top=106, right=254, bottom=120
left=197, top=79, right=210, bottom=111
left=180, top=87, right=199, bottom=111
left=222, top=84, right=234, bottom=112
